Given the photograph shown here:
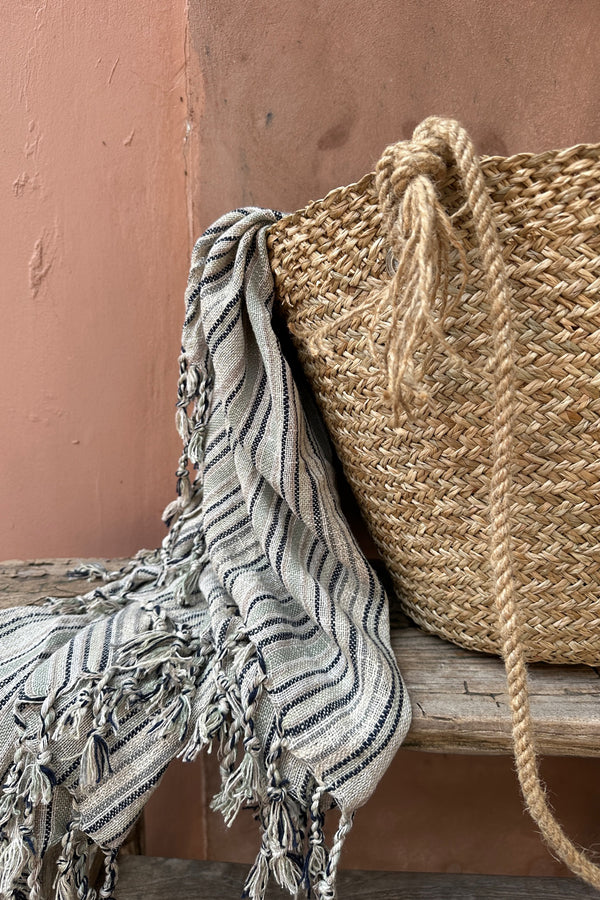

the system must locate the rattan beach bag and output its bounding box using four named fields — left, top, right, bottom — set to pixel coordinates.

left=266, top=117, right=600, bottom=887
